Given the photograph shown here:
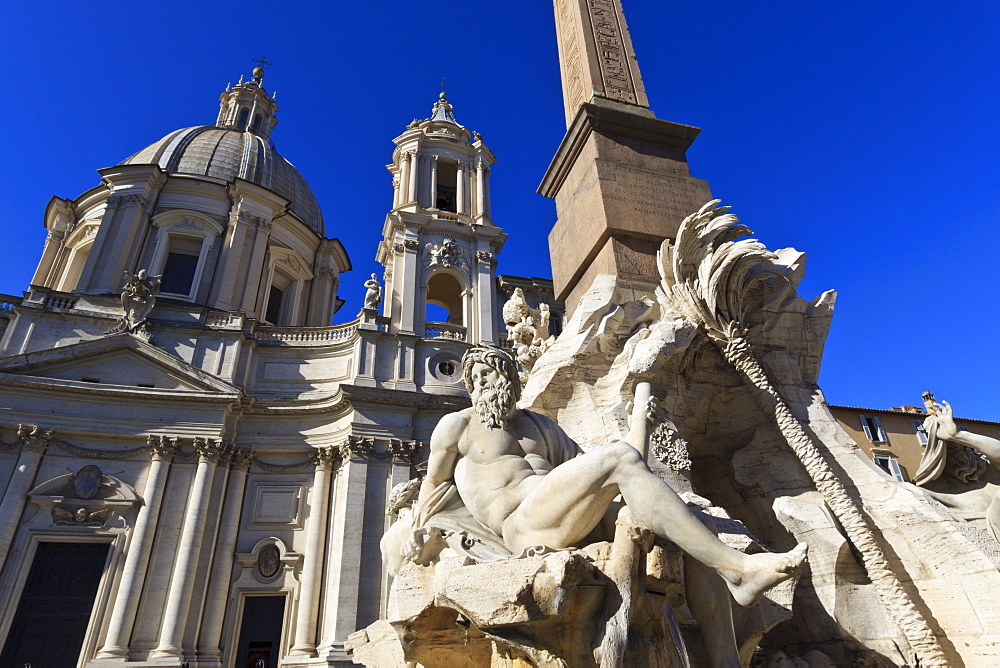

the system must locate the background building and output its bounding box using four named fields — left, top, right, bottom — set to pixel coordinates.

left=830, top=401, right=1000, bottom=483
